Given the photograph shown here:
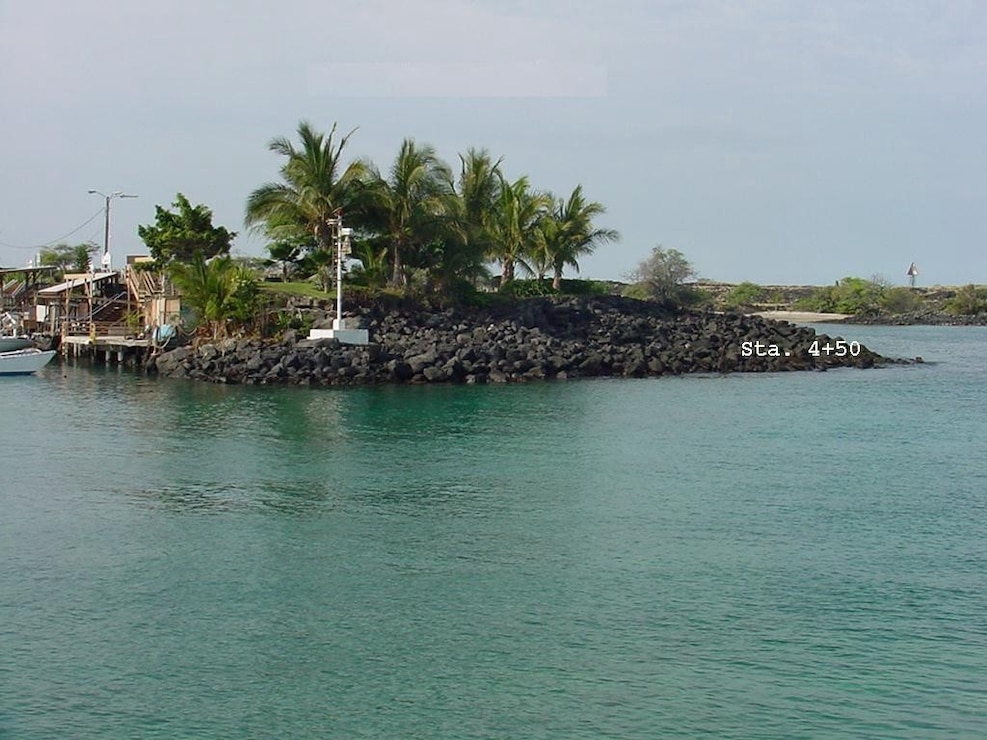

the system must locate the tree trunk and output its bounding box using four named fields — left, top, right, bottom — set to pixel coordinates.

left=552, top=269, right=563, bottom=291
left=391, top=240, right=404, bottom=287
